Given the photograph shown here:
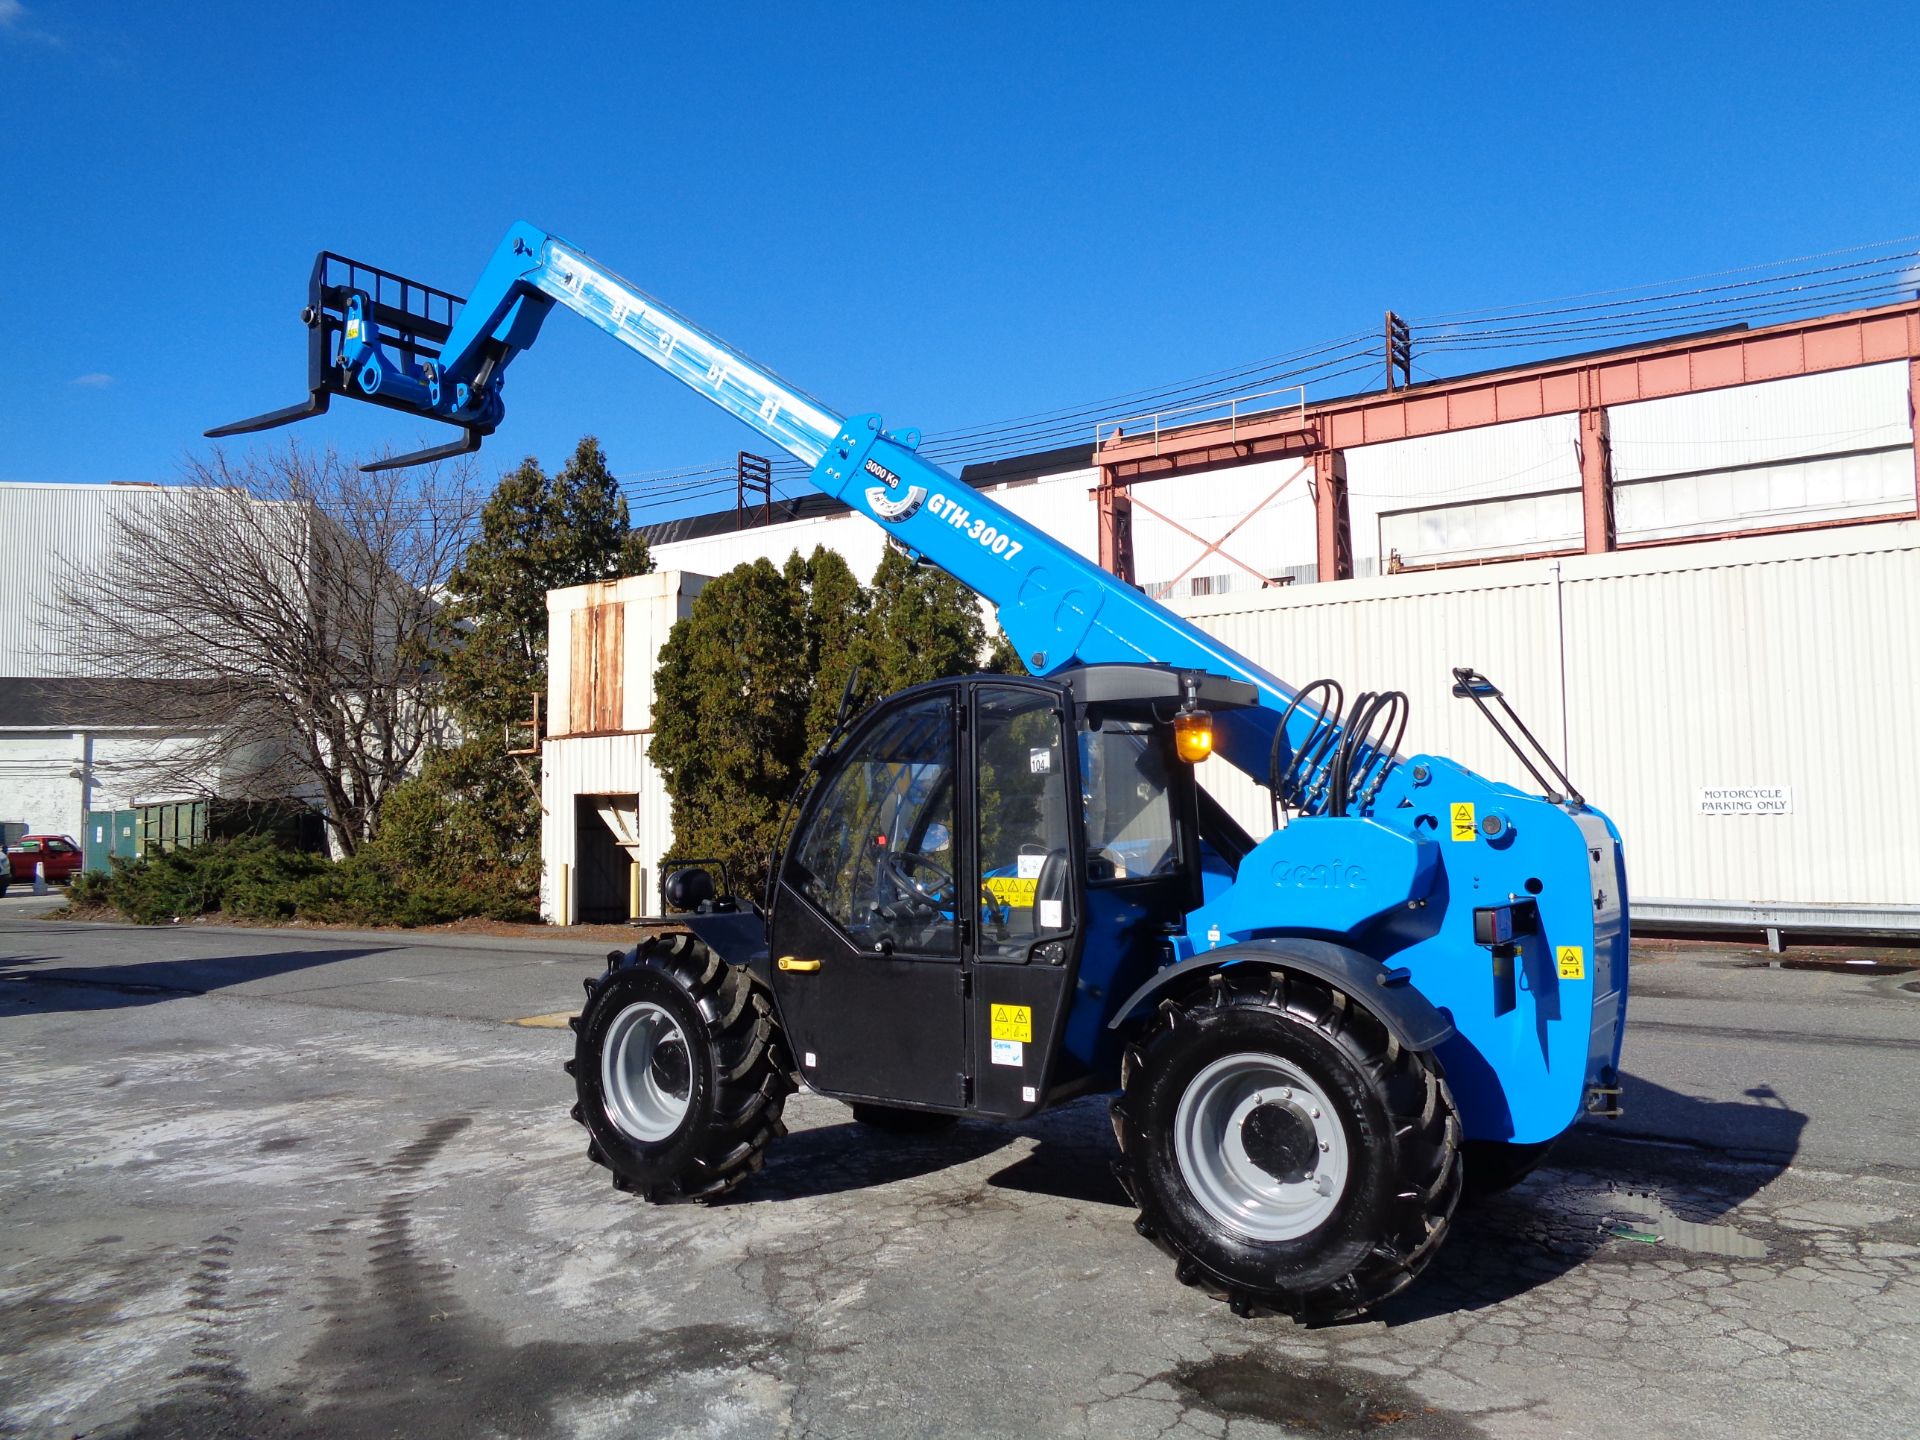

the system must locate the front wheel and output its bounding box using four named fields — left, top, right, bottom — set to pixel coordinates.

left=1112, top=966, right=1461, bottom=1322
left=568, top=933, right=794, bottom=1202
